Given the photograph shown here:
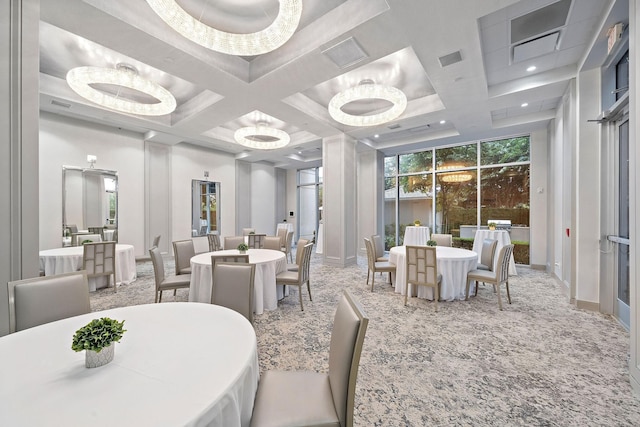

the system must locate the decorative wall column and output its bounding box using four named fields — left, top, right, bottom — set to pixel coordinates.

left=322, top=134, right=357, bottom=267
left=0, top=0, right=40, bottom=336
